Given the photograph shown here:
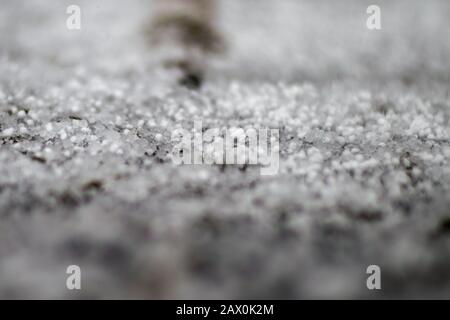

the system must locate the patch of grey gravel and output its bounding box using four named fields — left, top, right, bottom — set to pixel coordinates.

left=0, top=0, right=449, bottom=299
